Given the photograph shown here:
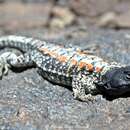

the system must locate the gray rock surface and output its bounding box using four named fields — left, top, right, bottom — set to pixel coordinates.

left=1, top=28, right=130, bottom=130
